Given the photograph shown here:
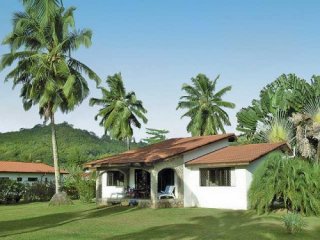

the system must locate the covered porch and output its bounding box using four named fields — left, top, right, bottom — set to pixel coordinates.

left=95, top=161, right=184, bottom=207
